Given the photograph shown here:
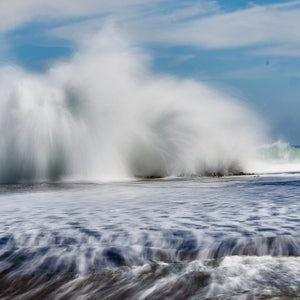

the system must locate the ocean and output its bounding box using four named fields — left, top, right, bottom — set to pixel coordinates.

left=1, top=39, right=300, bottom=299
left=1, top=149, right=300, bottom=299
